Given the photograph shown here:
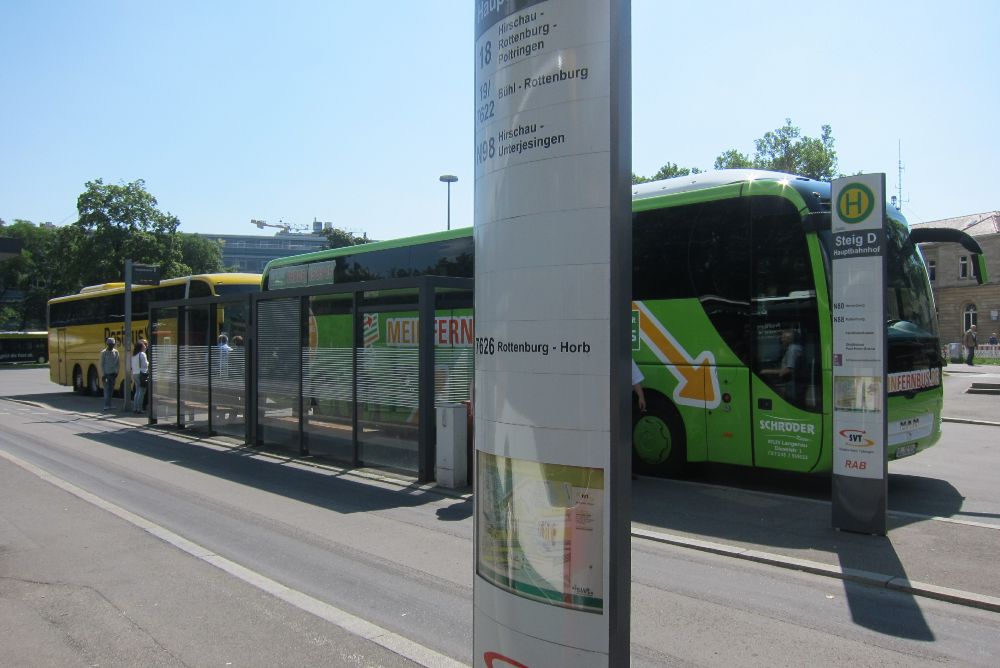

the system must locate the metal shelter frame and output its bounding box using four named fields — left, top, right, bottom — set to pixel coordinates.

left=148, top=275, right=473, bottom=482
